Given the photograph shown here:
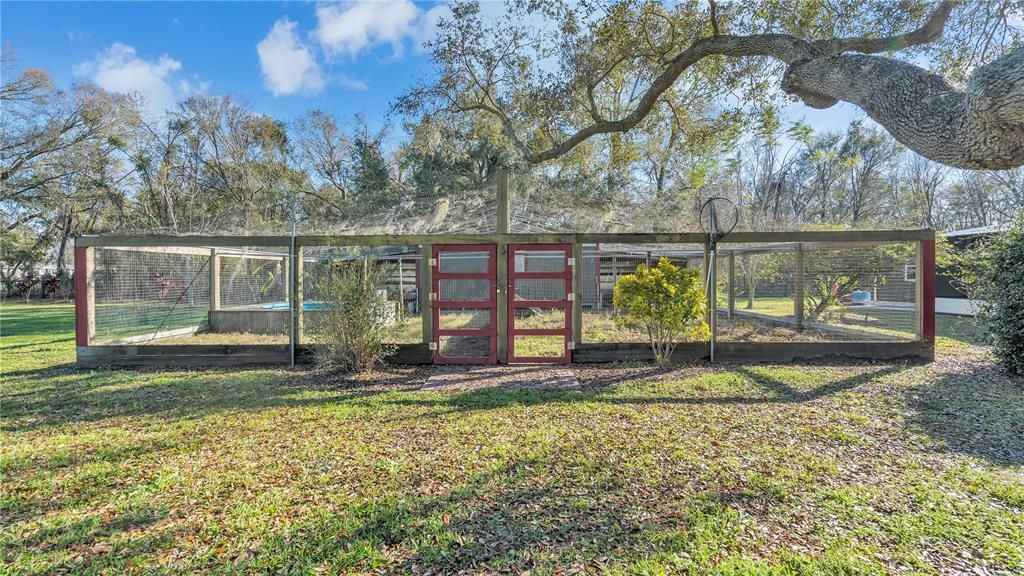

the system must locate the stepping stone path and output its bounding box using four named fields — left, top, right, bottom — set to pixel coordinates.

left=420, top=365, right=580, bottom=392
